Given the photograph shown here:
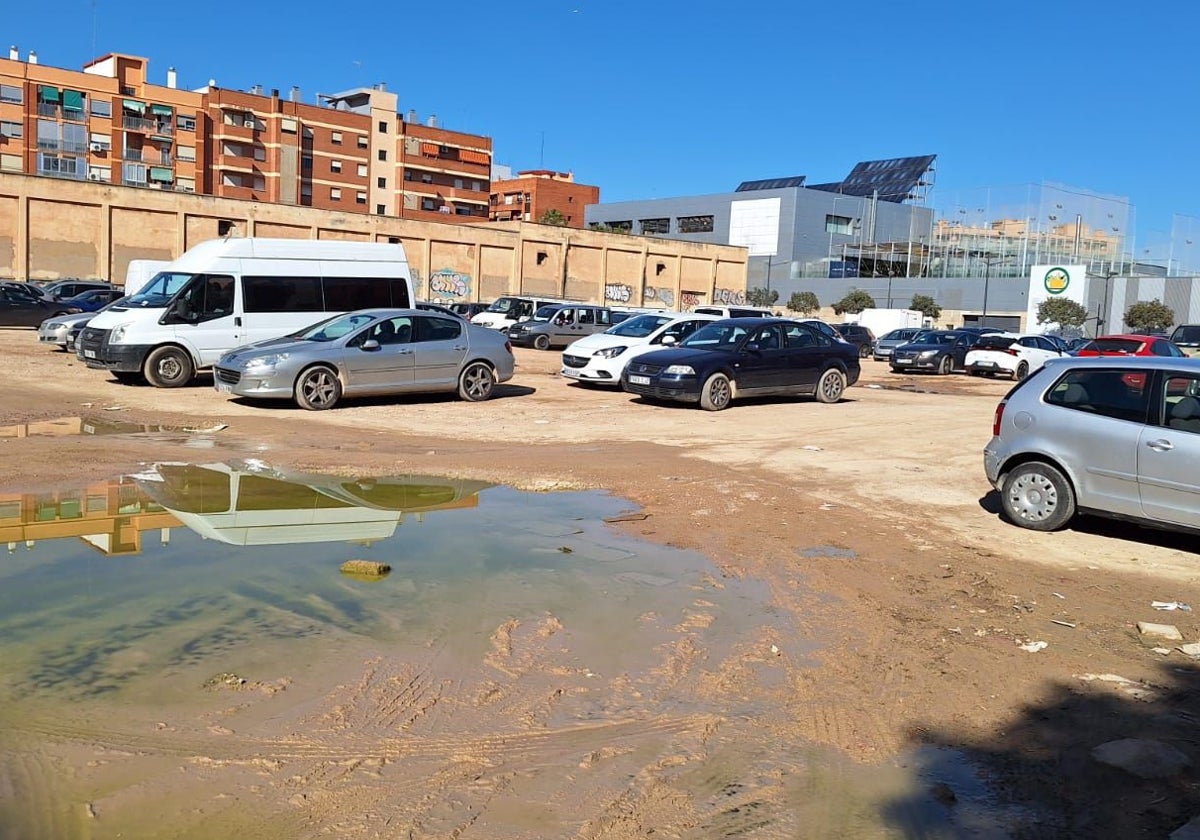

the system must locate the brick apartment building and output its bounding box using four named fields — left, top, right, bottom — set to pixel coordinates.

left=489, top=170, right=599, bottom=228
left=0, top=48, right=492, bottom=223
